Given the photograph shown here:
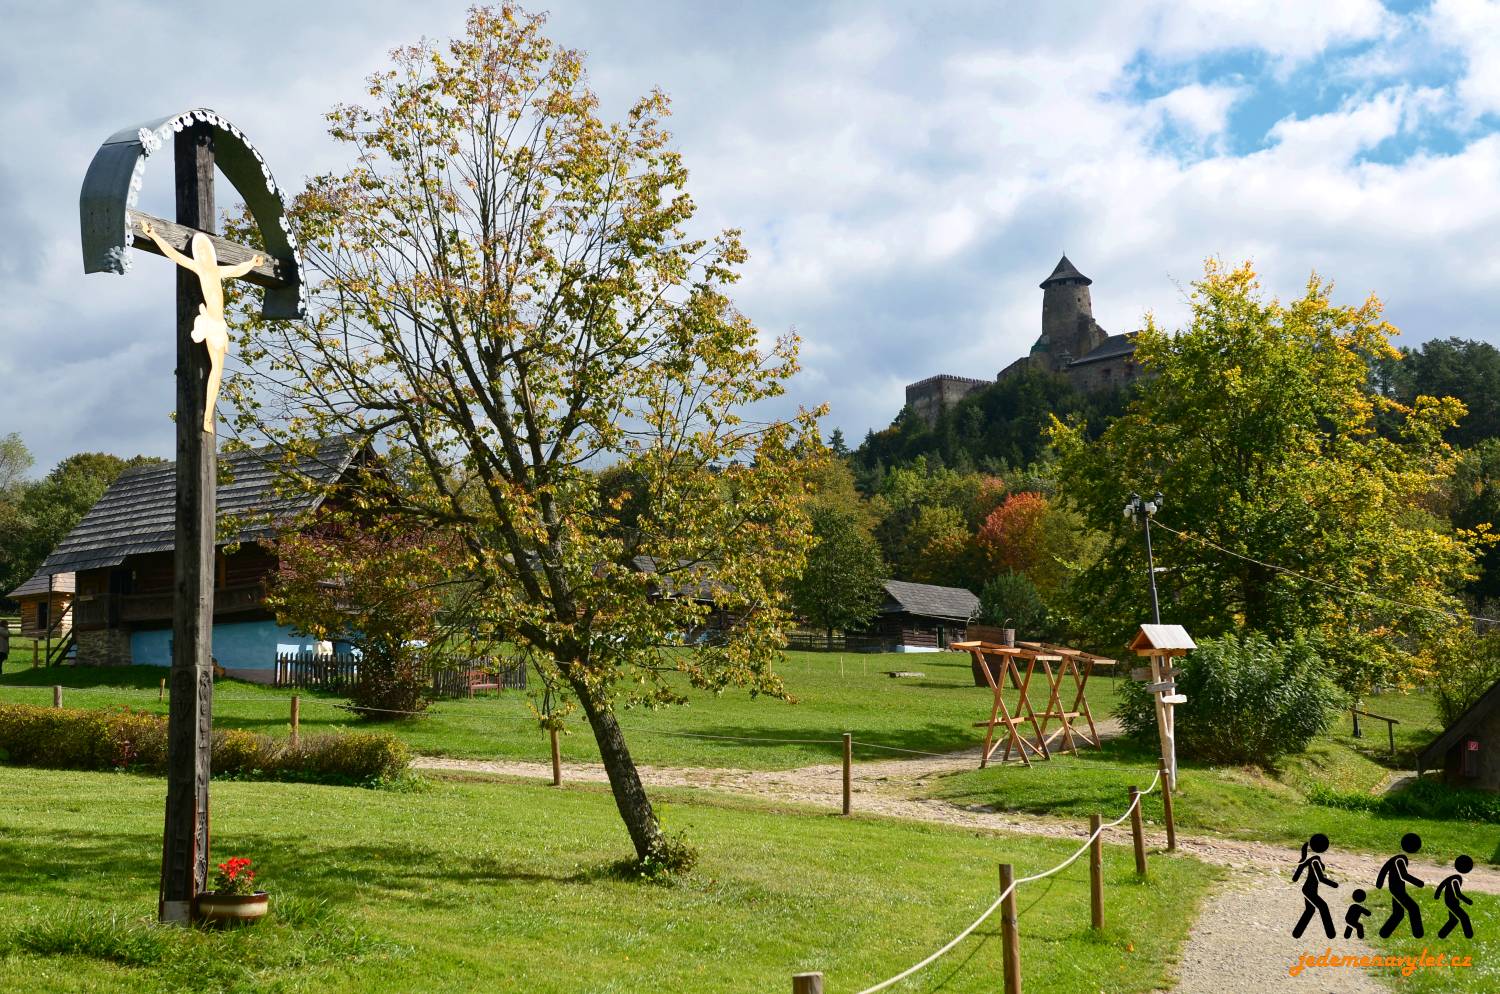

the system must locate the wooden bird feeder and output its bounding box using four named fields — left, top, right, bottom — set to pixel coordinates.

left=1129, top=624, right=1195, bottom=790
